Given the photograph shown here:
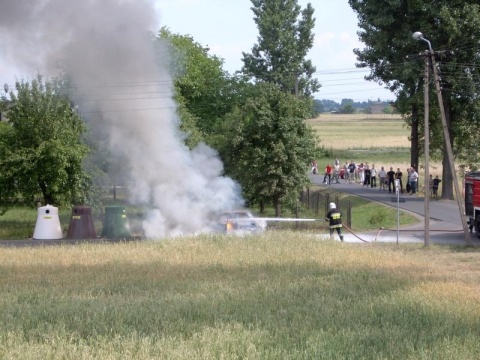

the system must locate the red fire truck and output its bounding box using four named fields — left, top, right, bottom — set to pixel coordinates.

left=464, top=171, right=480, bottom=238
